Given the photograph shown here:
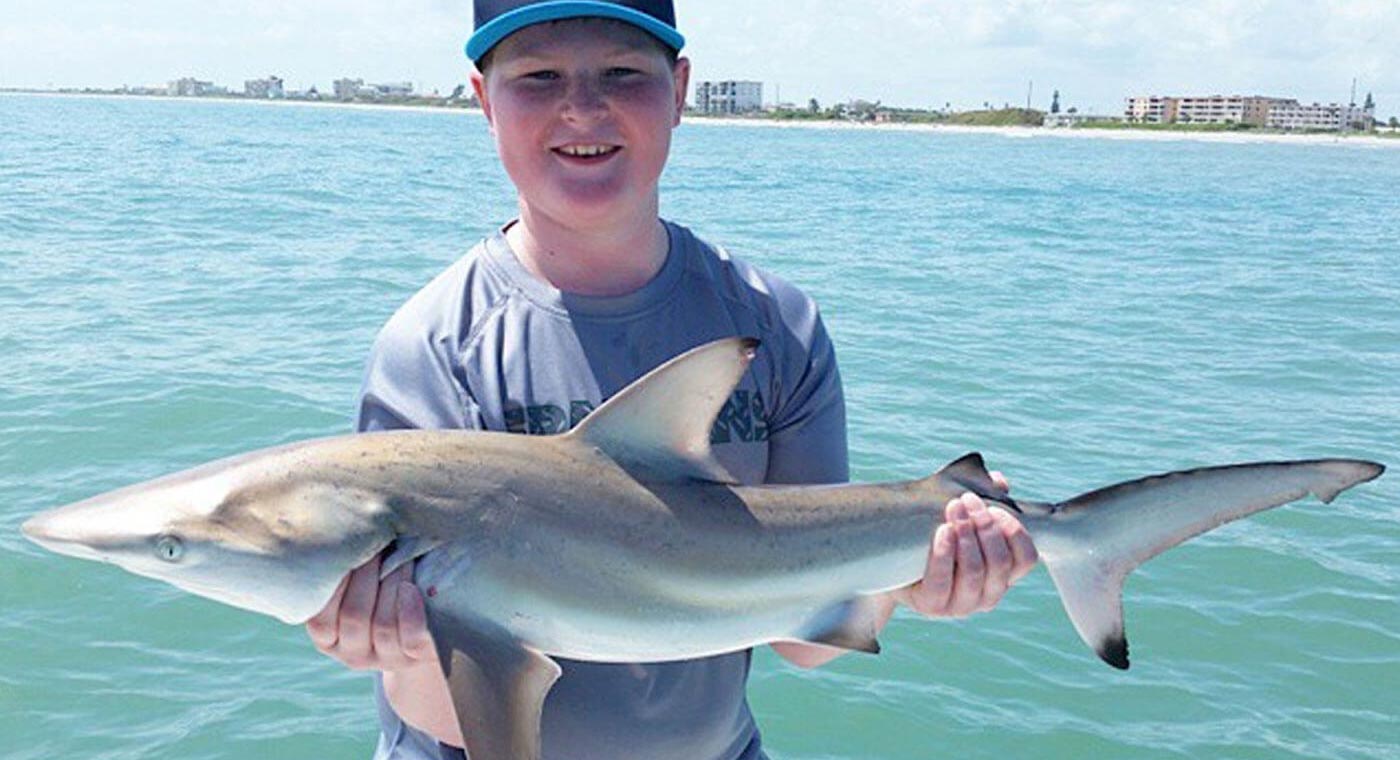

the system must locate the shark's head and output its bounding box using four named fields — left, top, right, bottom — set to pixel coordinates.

left=22, top=444, right=397, bottom=624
